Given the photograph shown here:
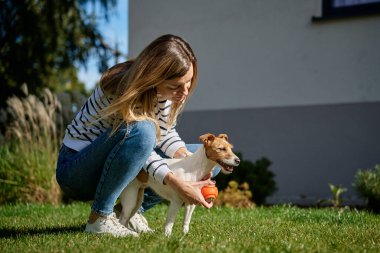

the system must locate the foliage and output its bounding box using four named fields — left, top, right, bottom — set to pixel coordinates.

left=214, top=180, right=255, bottom=208
left=0, top=0, right=120, bottom=104
left=0, top=86, right=62, bottom=204
left=216, top=153, right=277, bottom=205
left=354, top=164, right=380, bottom=213
left=0, top=138, right=61, bottom=204
left=328, top=183, right=347, bottom=208
left=1, top=203, right=380, bottom=252
left=1, top=85, right=62, bottom=141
